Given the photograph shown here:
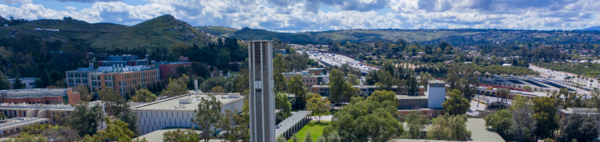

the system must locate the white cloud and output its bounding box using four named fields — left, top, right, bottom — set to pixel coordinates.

left=65, top=6, right=76, bottom=10
left=1, top=0, right=599, bottom=31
